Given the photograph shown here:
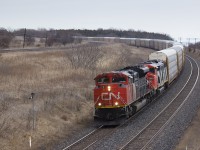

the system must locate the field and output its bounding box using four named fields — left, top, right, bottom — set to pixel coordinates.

left=0, top=42, right=154, bottom=149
